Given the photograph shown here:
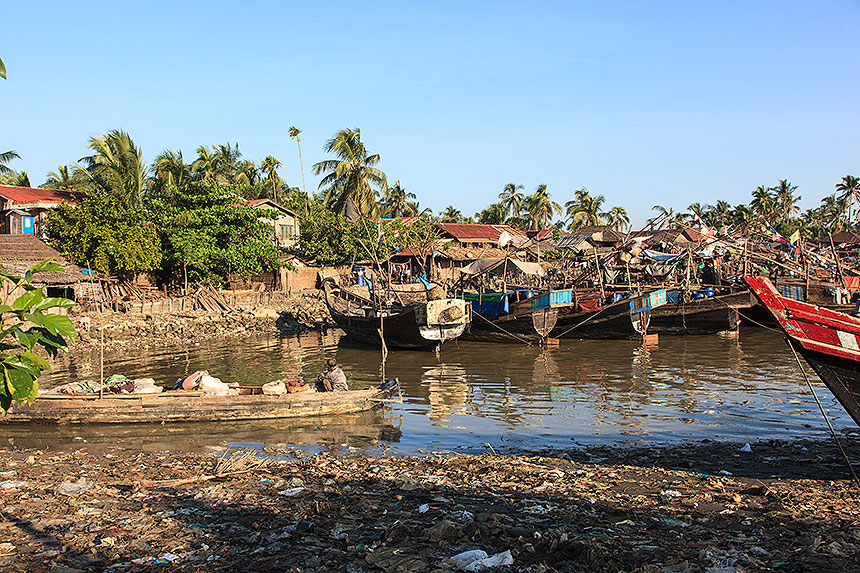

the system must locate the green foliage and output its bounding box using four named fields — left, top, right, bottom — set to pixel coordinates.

left=147, top=182, right=283, bottom=284
left=0, top=259, right=77, bottom=413
left=297, top=198, right=366, bottom=264
left=48, top=192, right=162, bottom=275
